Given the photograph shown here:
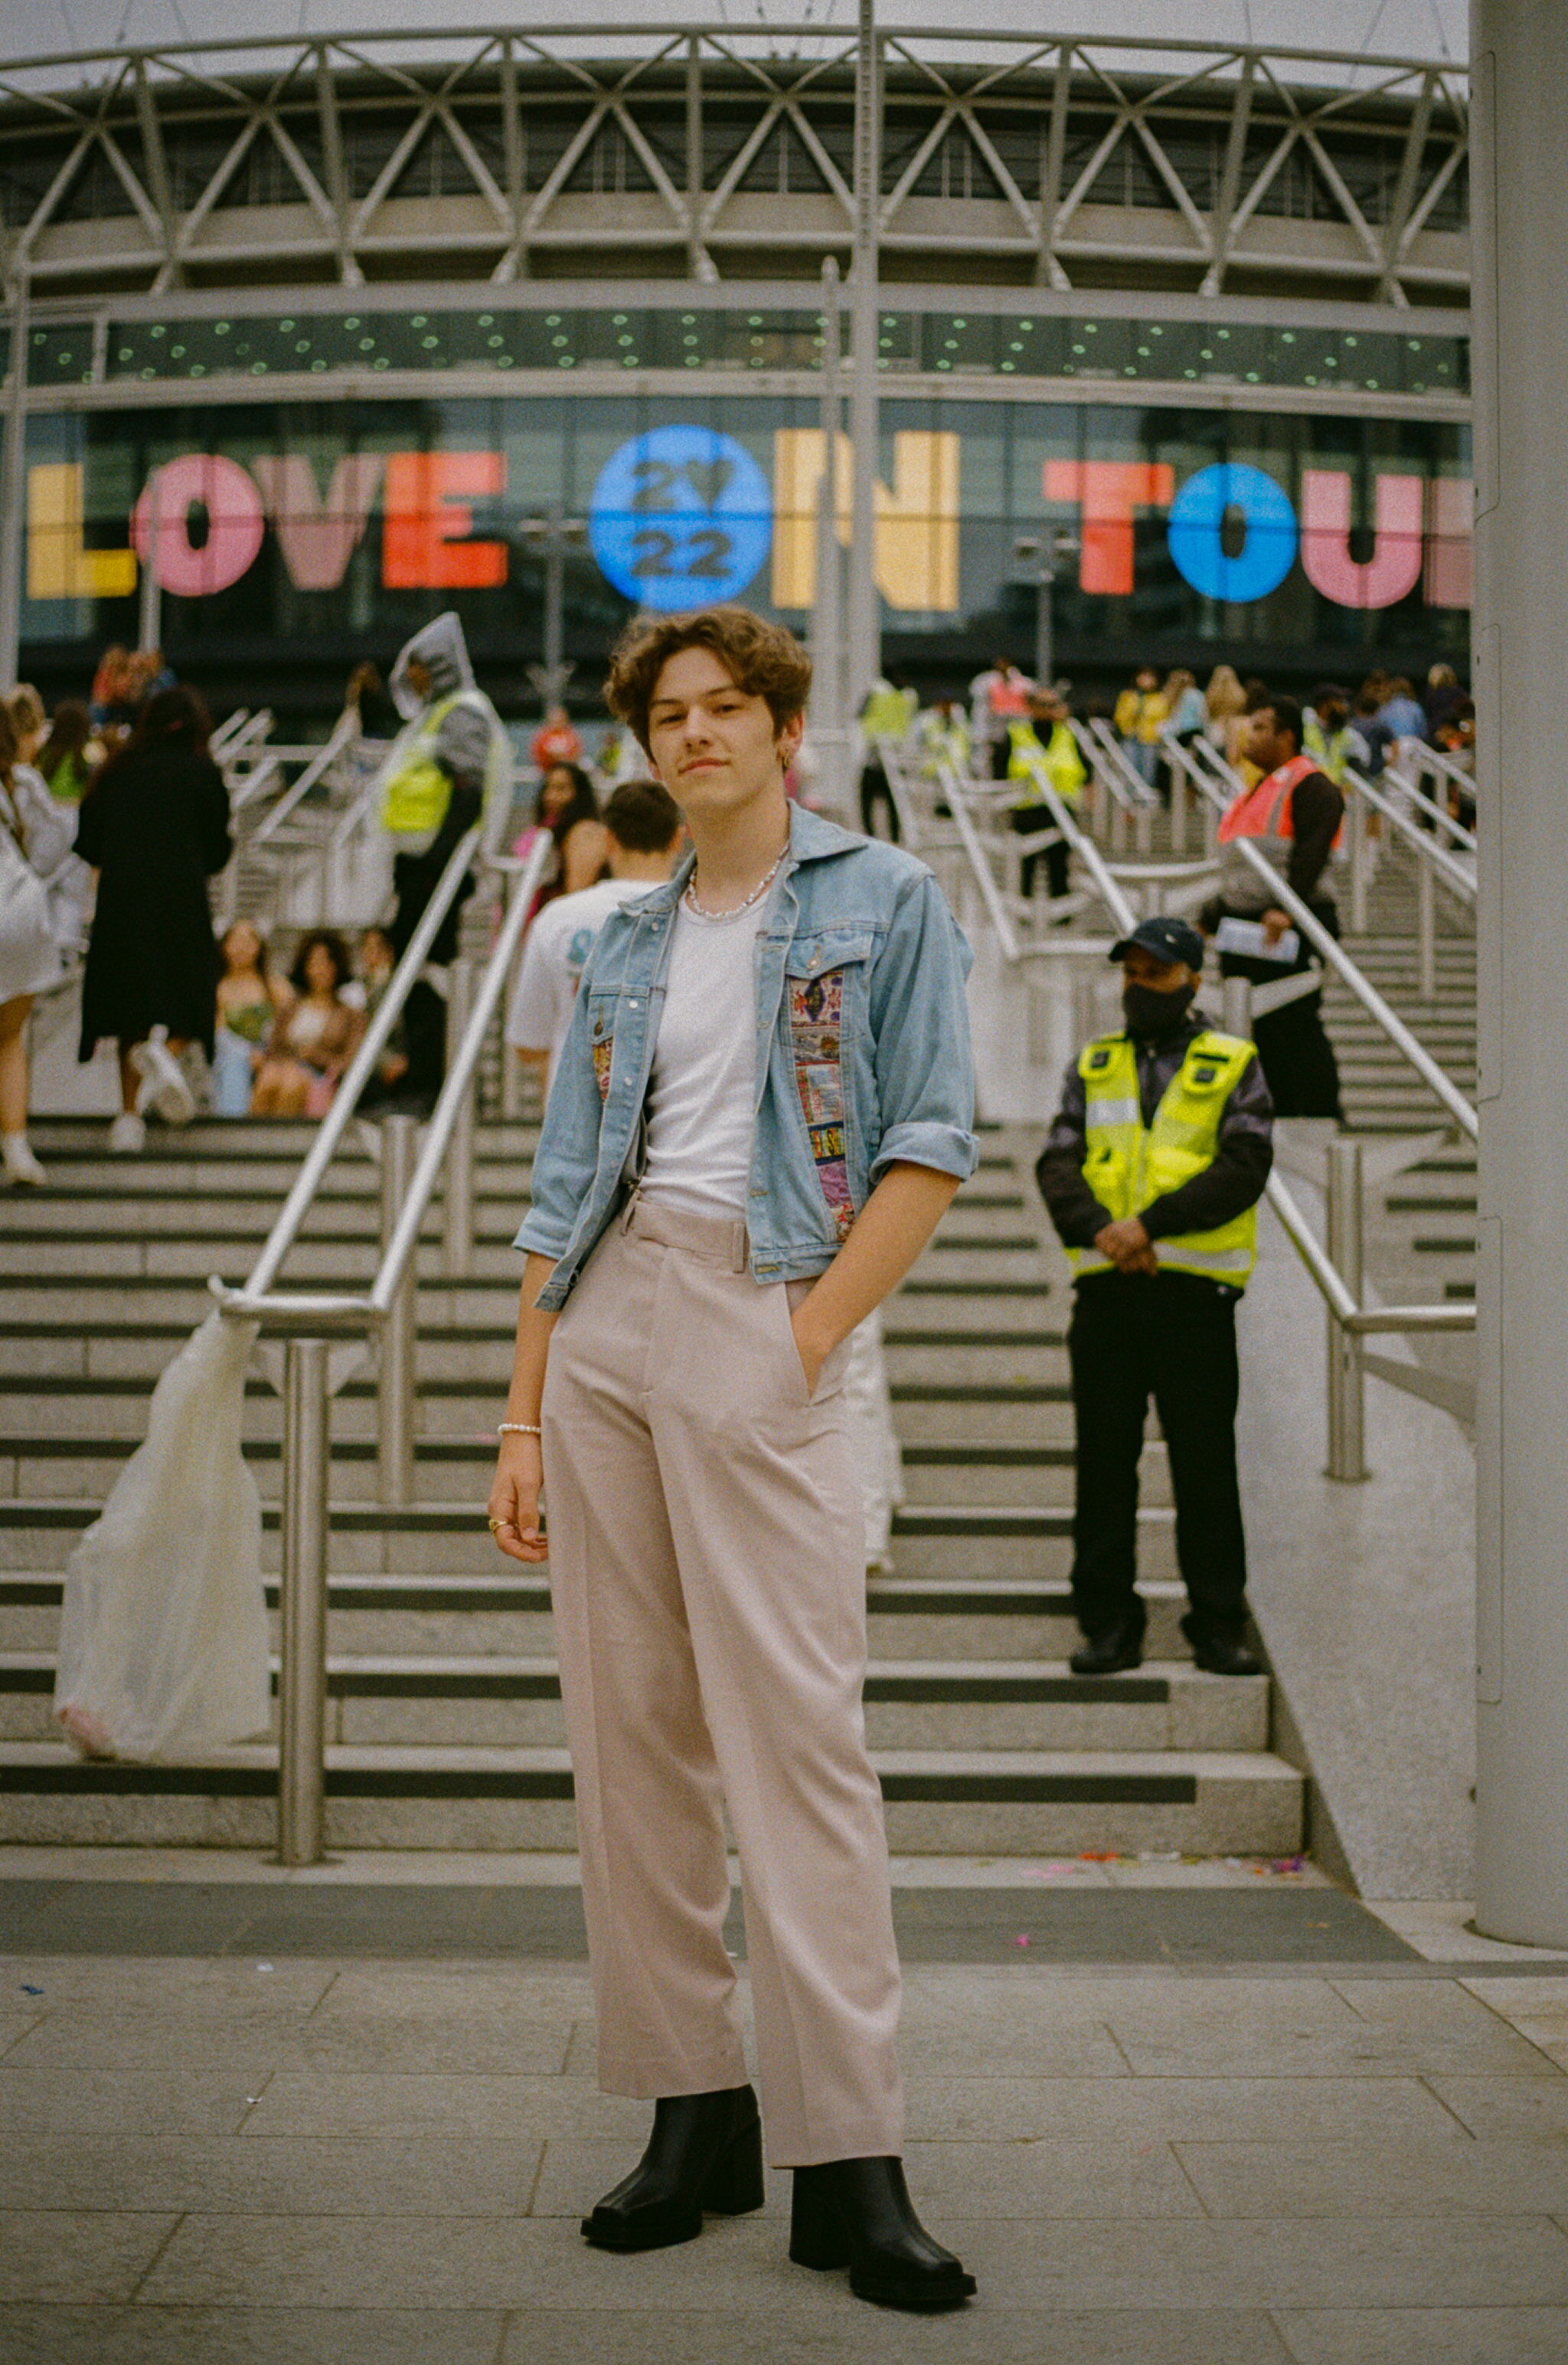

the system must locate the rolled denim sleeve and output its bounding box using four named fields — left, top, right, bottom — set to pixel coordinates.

left=513, top=944, right=605, bottom=1265
left=867, top=871, right=979, bottom=1184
